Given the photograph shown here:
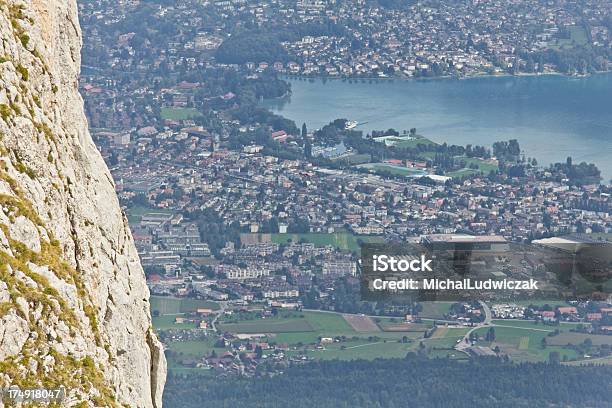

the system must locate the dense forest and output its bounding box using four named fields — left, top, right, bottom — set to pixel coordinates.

left=216, top=22, right=346, bottom=64
left=164, top=356, right=612, bottom=407
left=216, top=32, right=289, bottom=64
